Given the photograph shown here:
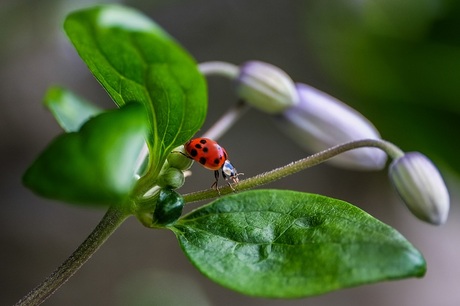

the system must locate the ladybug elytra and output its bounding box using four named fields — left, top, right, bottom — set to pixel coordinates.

left=183, top=138, right=241, bottom=190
